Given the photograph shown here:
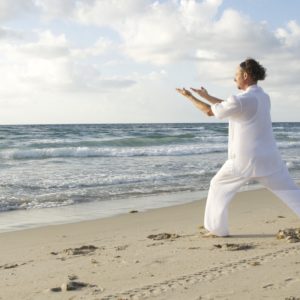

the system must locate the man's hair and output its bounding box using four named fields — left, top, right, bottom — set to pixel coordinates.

left=240, top=58, right=266, bottom=81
